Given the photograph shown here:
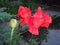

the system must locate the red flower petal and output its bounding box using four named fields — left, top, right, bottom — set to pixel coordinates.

left=17, top=6, right=31, bottom=18
left=33, top=6, right=43, bottom=18
left=17, top=6, right=31, bottom=25
left=32, top=6, right=43, bottom=28
left=41, top=12, right=52, bottom=28
left=27, top=17, right=39, bottom=35
left=32, top=17, right=43, bottom=28
left=28, top=26, right=39, bottom=35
